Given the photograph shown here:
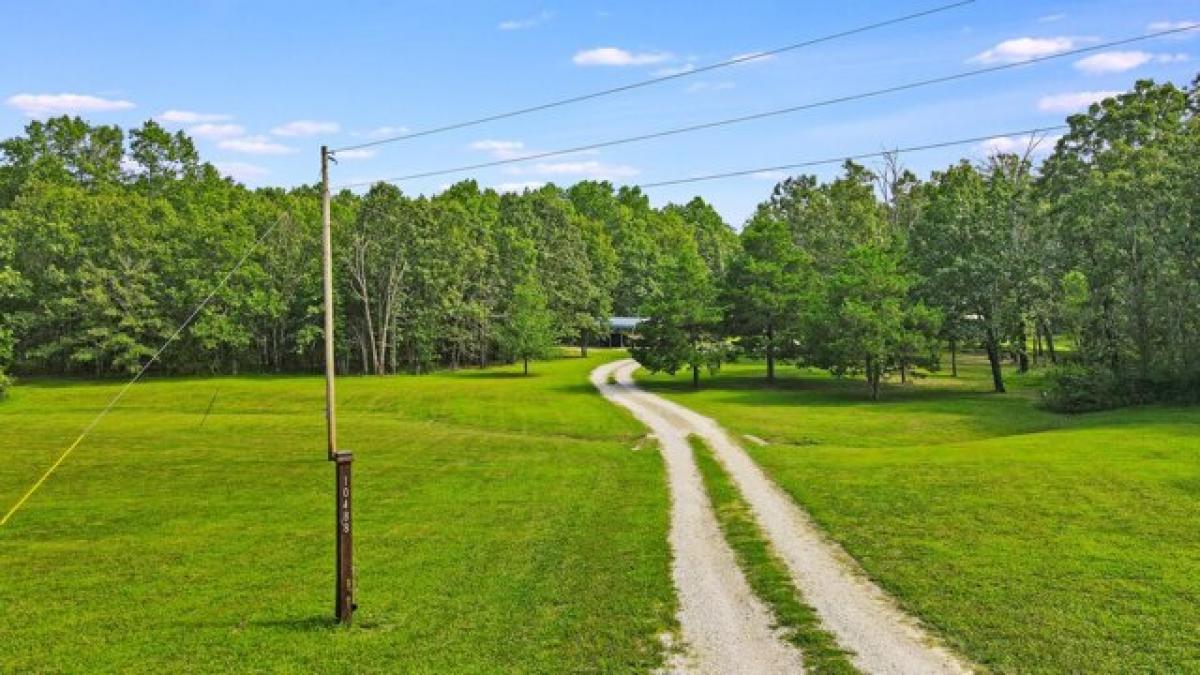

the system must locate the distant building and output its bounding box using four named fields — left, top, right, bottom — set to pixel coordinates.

left=608, top=316, right=644, bottom=347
